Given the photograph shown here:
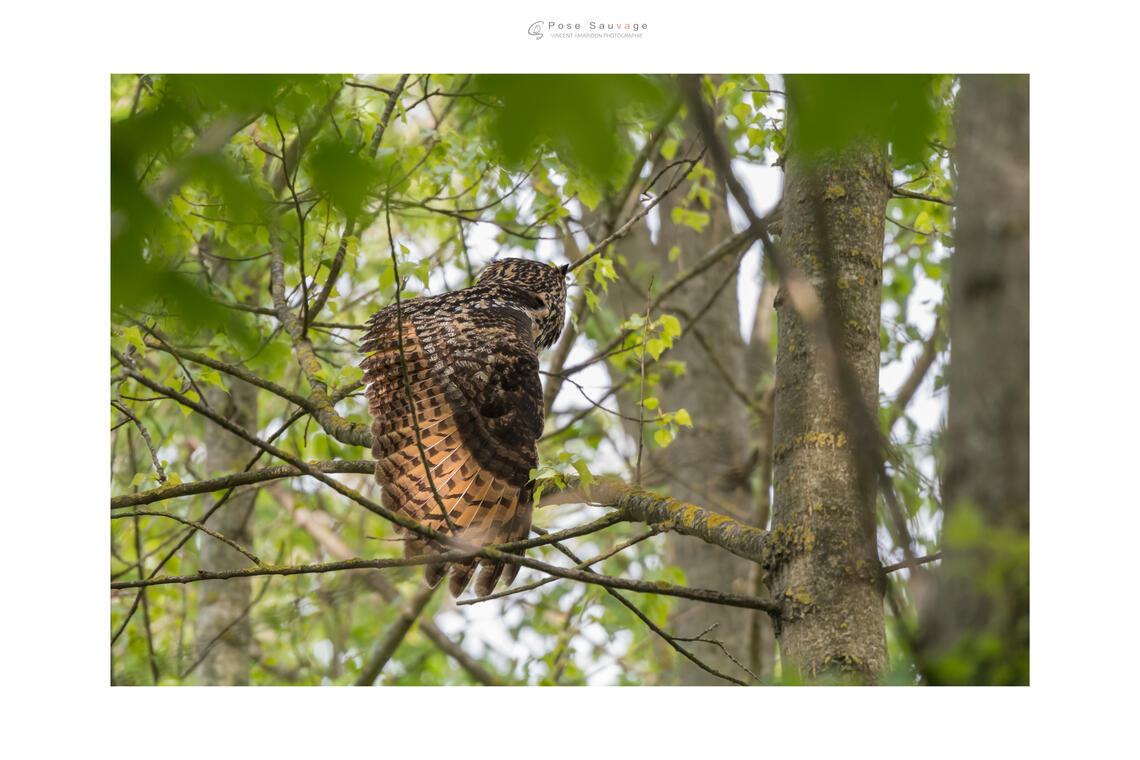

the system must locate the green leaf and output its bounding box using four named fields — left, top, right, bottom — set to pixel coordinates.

left=414, top=260, right=432, bottom=290
left=337, top=366, right=364, bottom=387
left=622, top=313, right=645, bottom=330
left=674, top=408, right=693, bottom=427
left=181, top=390, right=199, bottom=416
left=653, top=427, right=675, bottom=448
left=378, top=265, right=396, bottom=292
left=660, top=138, right=679, bottom=161
left=641, top=396, right=659, bottom=410
left=199, top=369, right=225, bottom=389
left=646, top=338, right=666, bottom=360
left=570, top=457, right=595, bottom=487
left=671, top=206, right=710, bottom=232
left=123, top=326, right=147, bottom=354
left=583, top=288, right=599, bottom=312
